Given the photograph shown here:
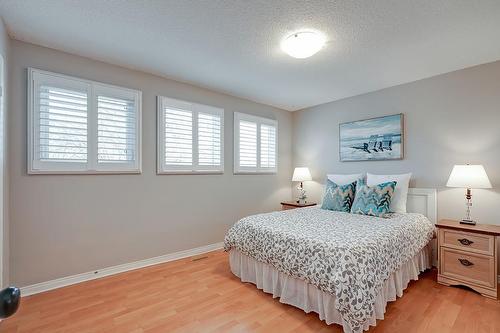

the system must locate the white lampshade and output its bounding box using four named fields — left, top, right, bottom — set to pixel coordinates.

left=446, top=165, right=492, bottom=189
left=292, top=167, right=312, bottom=182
